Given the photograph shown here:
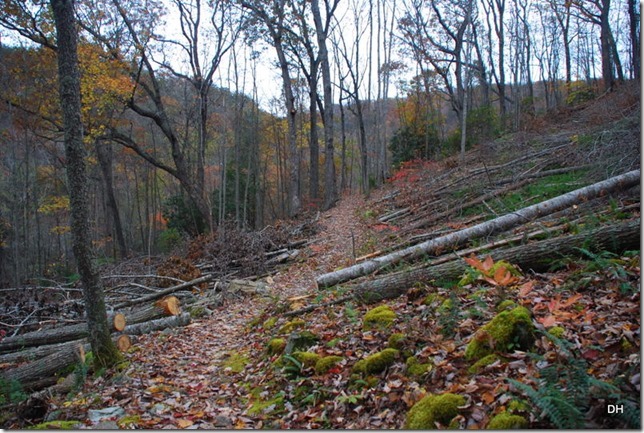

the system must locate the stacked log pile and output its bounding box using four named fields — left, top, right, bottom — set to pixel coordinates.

left=0, top=221, right=311, bottom=394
